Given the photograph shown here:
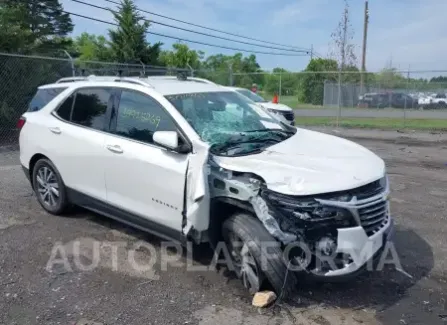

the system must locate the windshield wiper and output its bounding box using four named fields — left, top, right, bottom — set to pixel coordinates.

left=240, top=128, right=294, bottom=135
left=210, top=138, right=278, bottom=155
